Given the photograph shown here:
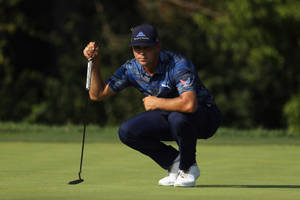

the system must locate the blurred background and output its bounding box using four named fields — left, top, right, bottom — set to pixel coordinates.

left=0, top=0, right=299, bottom=132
